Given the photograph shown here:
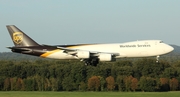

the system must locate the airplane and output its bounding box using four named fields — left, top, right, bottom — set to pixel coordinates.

left=6, top=25, right=174, bottom=66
